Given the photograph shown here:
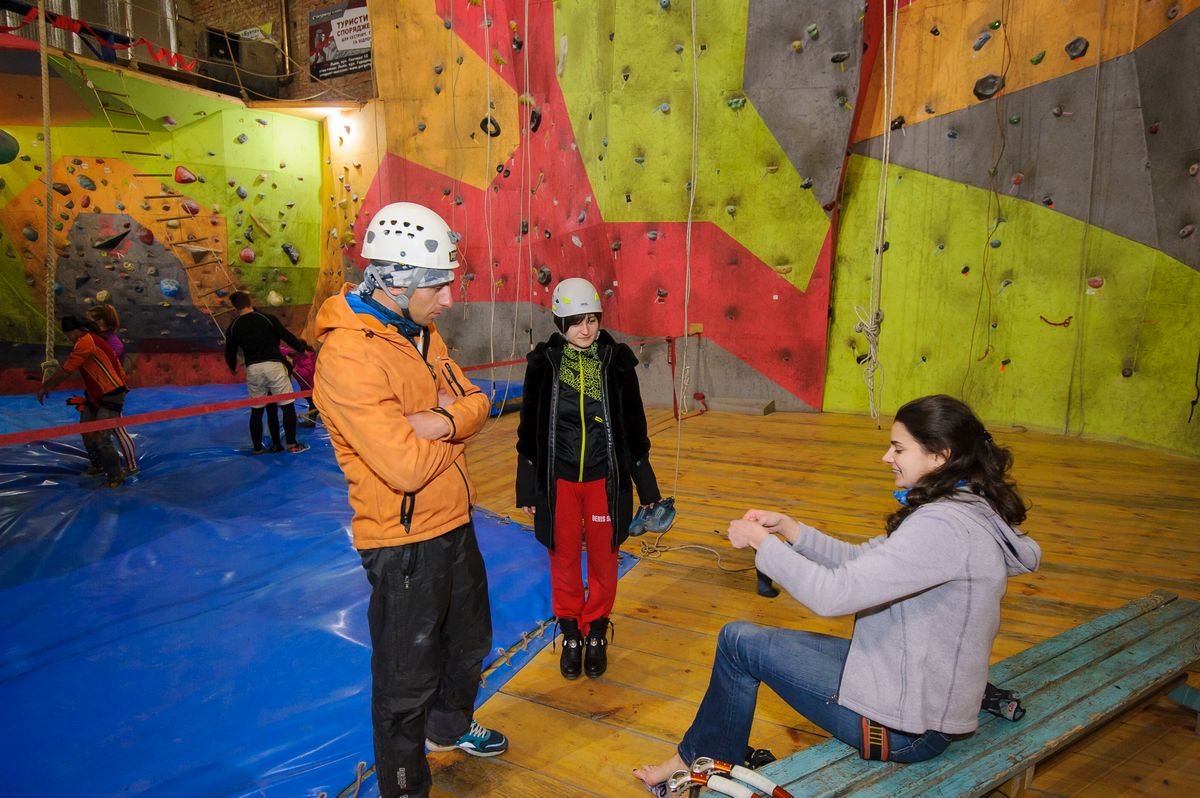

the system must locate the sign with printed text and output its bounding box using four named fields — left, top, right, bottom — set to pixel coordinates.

left=308, top=0, right=372, bottom=80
